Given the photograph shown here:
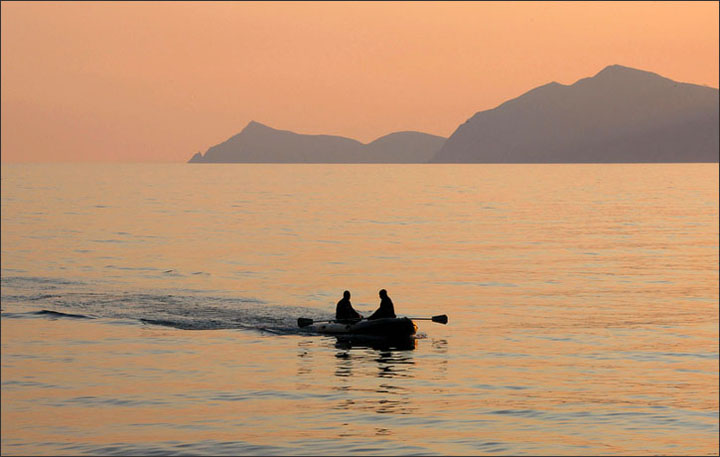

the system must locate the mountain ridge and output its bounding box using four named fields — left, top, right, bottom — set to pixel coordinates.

left=189, top=65, right=718, bottom=164
left=431, top=64, right=718, bottom=163
left=189, top=121, right=446, bottom=163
